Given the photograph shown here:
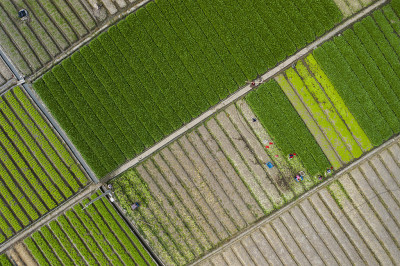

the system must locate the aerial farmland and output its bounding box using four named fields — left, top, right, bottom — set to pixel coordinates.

left=0, top=0, right=400, bottom=265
